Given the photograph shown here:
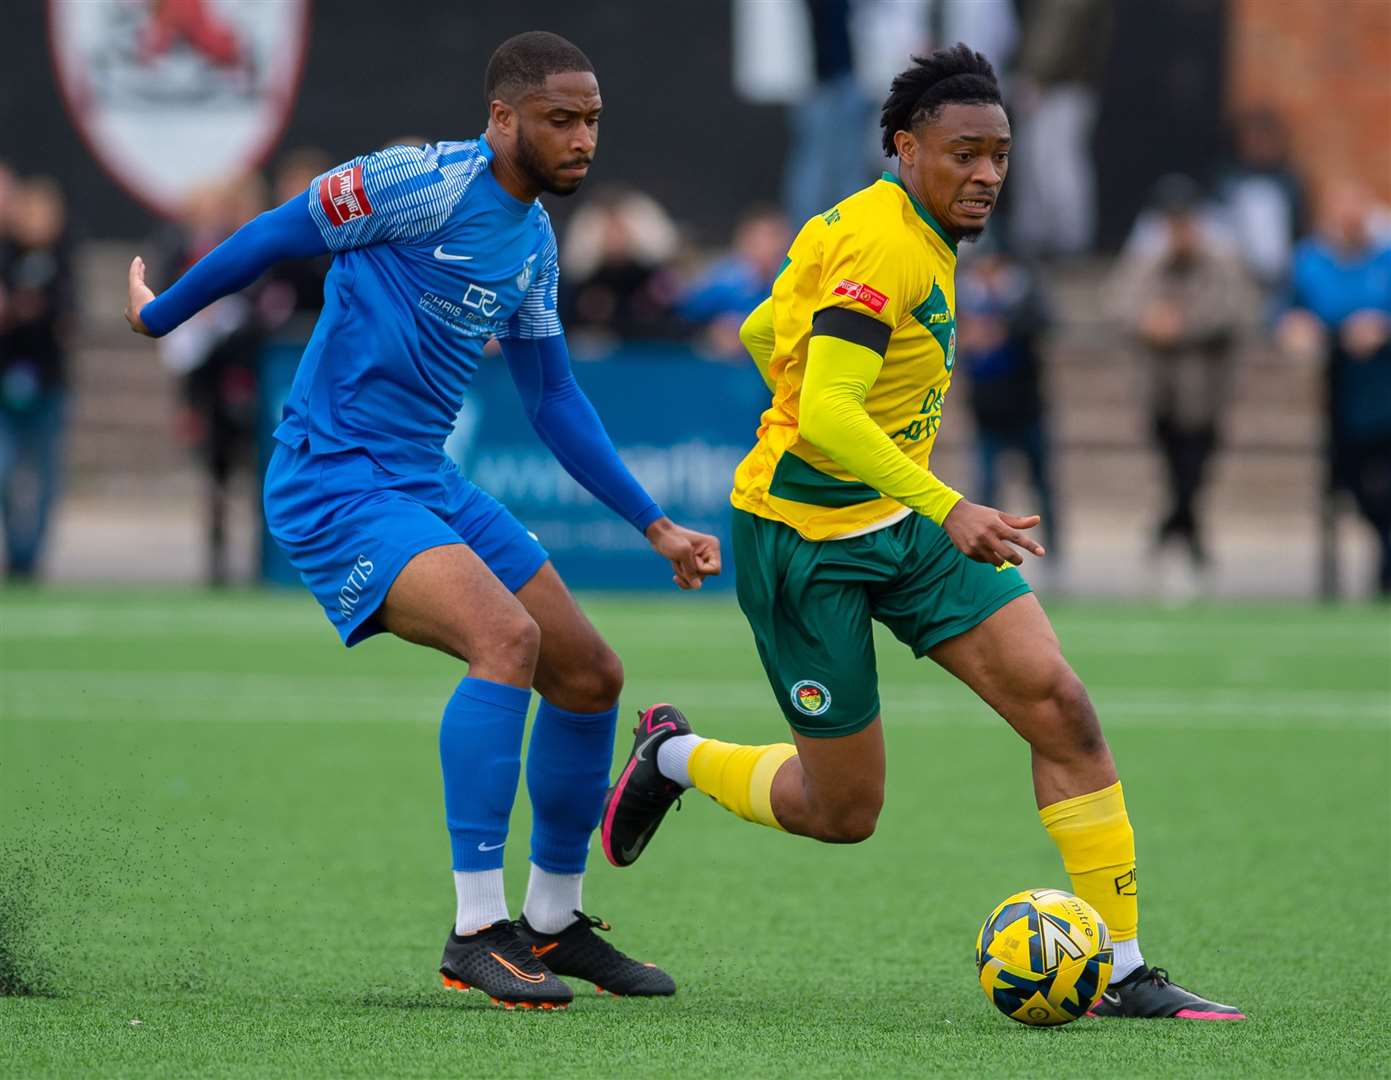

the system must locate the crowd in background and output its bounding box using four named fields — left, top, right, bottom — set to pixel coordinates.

left=3, top=2, right=1391, bottom=597
left=548, top=2, right=1391, bottom=596
left=0, top=162, right=73, bottom=584
left=145, top=148, right=333, bottom=584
